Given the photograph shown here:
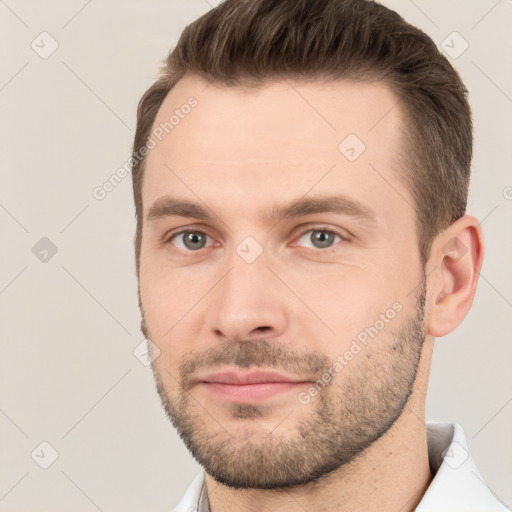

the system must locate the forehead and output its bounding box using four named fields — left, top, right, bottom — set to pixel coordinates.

left=149, top=75, right=403, bottom=159
left=142, top=75, right=410, bottom=224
